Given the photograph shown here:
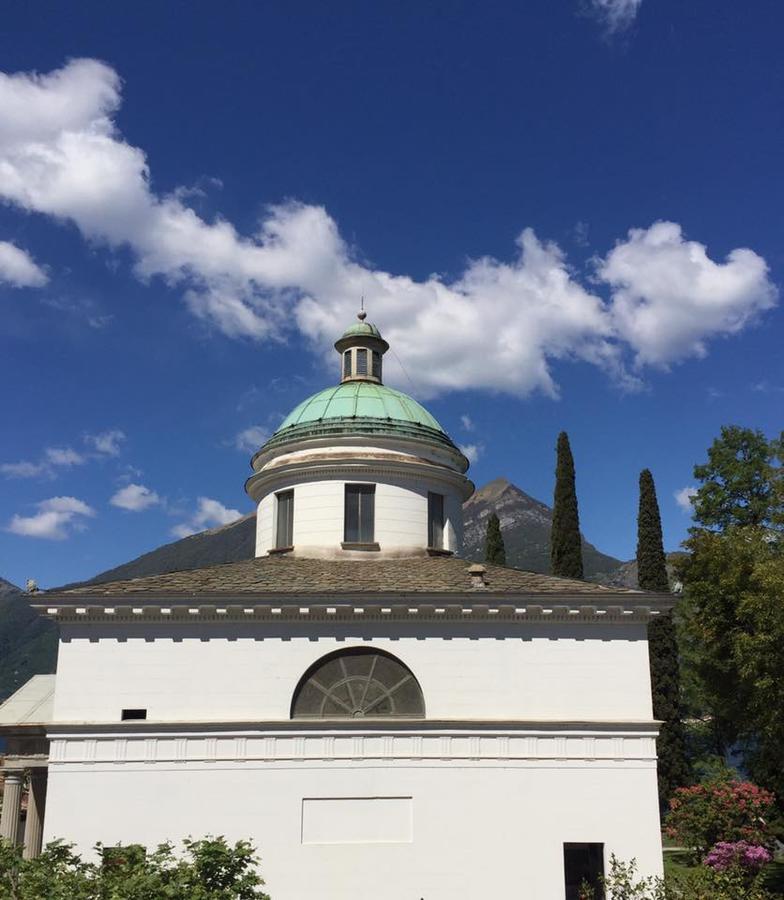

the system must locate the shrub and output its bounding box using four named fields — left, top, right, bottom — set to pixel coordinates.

left=704, top=841, right=772, bottom=873
left=664, top=775, right=775, bottom=855
left=0, top=836, right=270, bottom=899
